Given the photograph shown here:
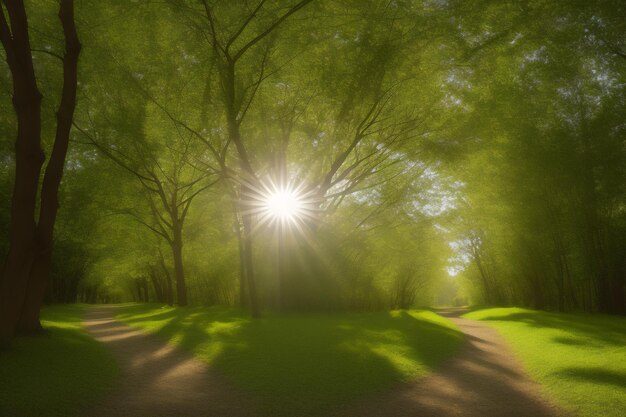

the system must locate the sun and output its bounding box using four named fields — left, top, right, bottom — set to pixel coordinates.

left=238, top=176, right=320, bottom=231
left=238, top=174, right=321, bottom=232
left=263, top=187, right=304, bottom=222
